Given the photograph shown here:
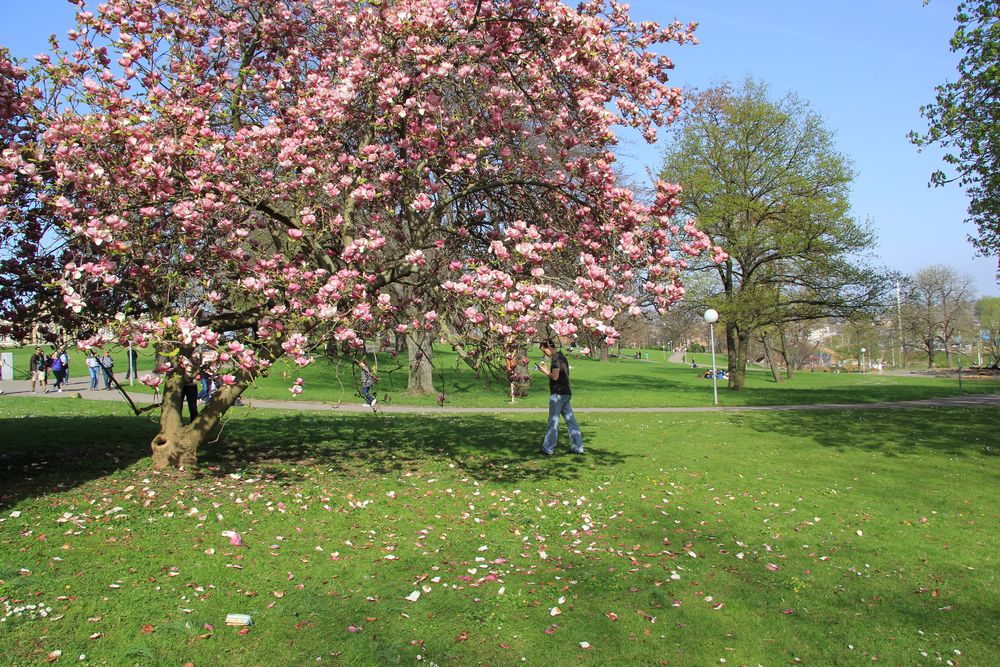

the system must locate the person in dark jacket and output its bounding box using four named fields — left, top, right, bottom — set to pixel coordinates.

left=29, top=347, right=48, bottom=394
left=537, top=339, right=584, bottom=456
left=50, top=348, right=65, bottom=392
left=100, top=350, right=115, bottom=389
